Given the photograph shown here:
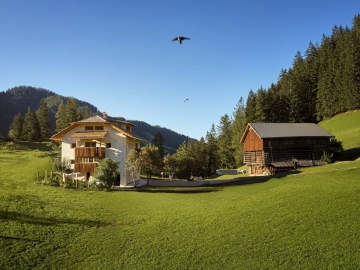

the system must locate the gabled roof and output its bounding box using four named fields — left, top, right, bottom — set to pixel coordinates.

left=240, top=123, right=334, bottom=143
left=51, top=115, right=146, bottom=142
left=77, top=115, right=107, bottom=123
